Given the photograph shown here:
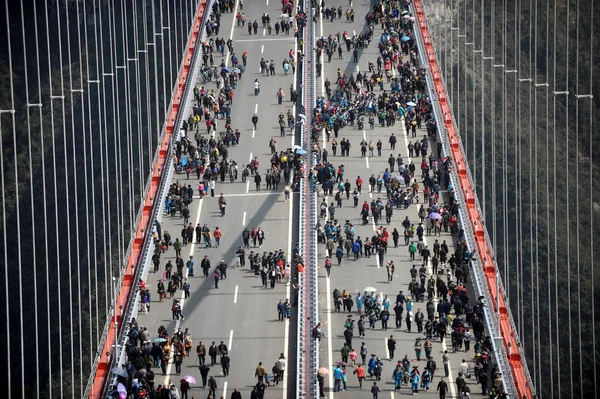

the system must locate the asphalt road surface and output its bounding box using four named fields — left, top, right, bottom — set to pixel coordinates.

left=314, top=1, right=482, bottom=398
left=135, top=0, right=301, bottom=398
